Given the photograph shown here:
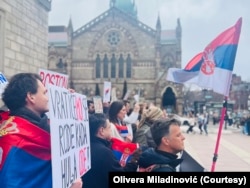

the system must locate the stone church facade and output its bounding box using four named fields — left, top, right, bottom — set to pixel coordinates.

left=48, top=0, right=184, bottom=114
